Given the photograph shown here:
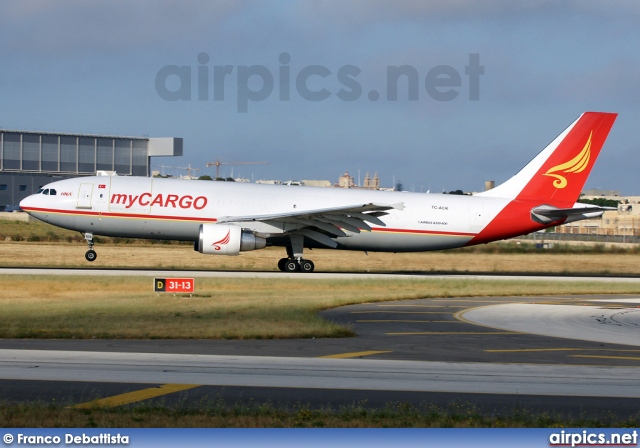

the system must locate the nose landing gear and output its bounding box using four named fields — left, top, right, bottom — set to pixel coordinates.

left=84, top=232, right=97, bottom=262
